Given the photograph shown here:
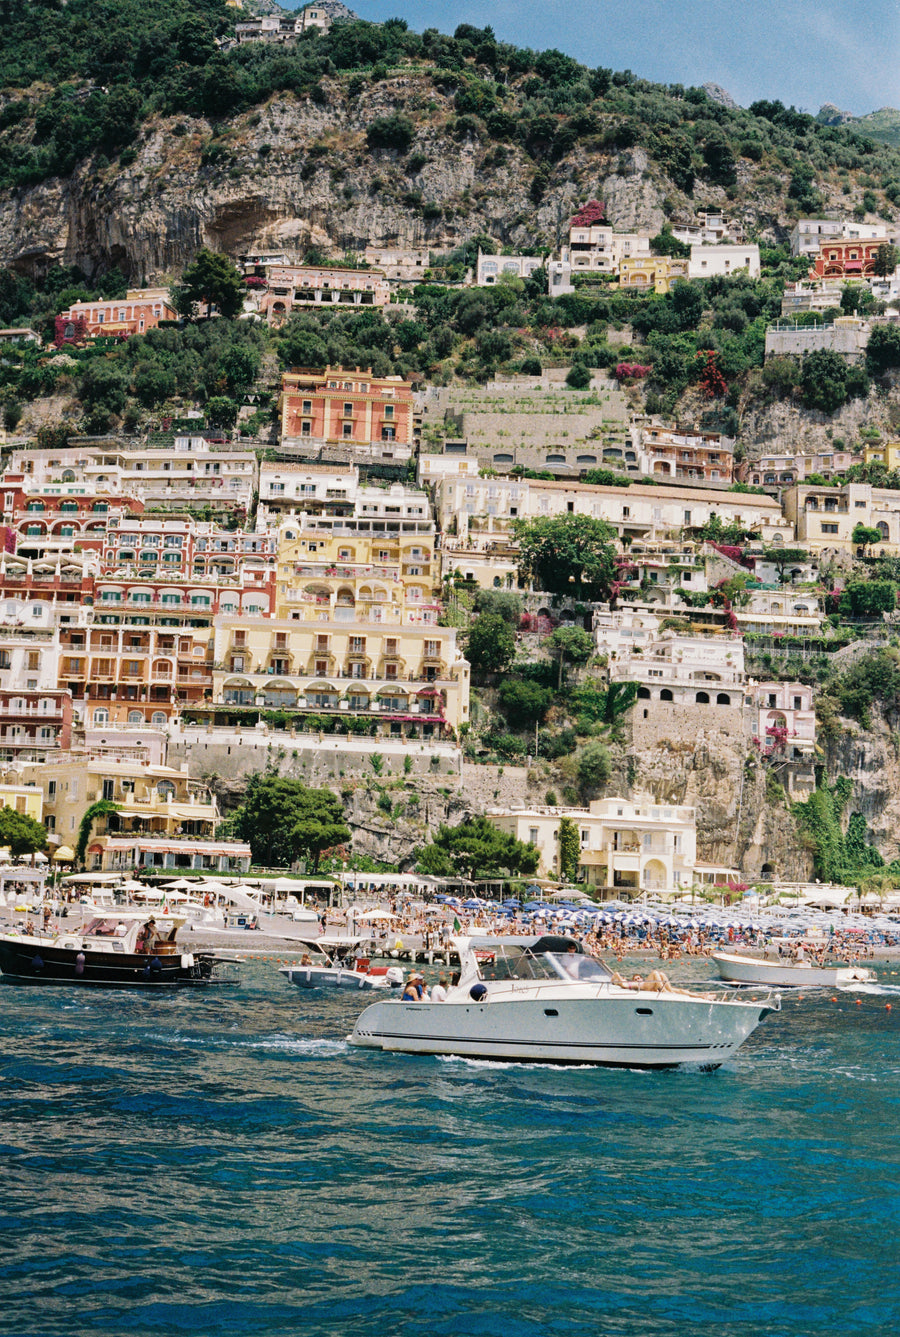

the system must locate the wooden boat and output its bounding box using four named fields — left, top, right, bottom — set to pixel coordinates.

left=712, top=950, right=875, bottom=988
left=0, top=911, right=240, bottom=988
